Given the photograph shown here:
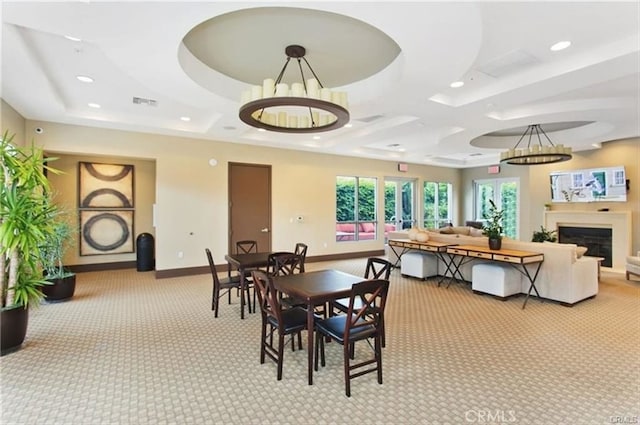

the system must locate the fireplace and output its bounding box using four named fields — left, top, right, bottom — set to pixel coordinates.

left=558, top=226, right=612, bottom=267
left=544, top=210, right=631, bottom=271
